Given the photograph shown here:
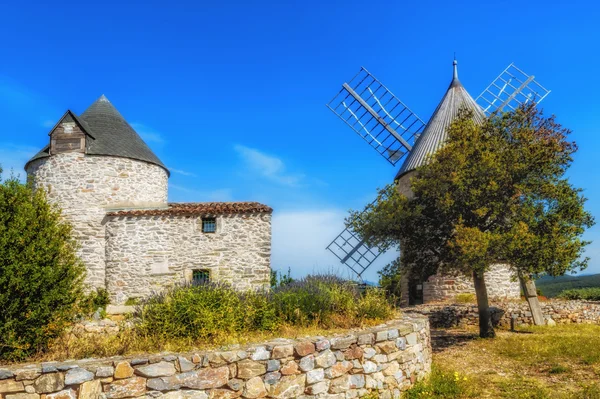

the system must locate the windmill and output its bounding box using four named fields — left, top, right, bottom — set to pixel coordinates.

left=325, top=60, right=551, bottom=280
